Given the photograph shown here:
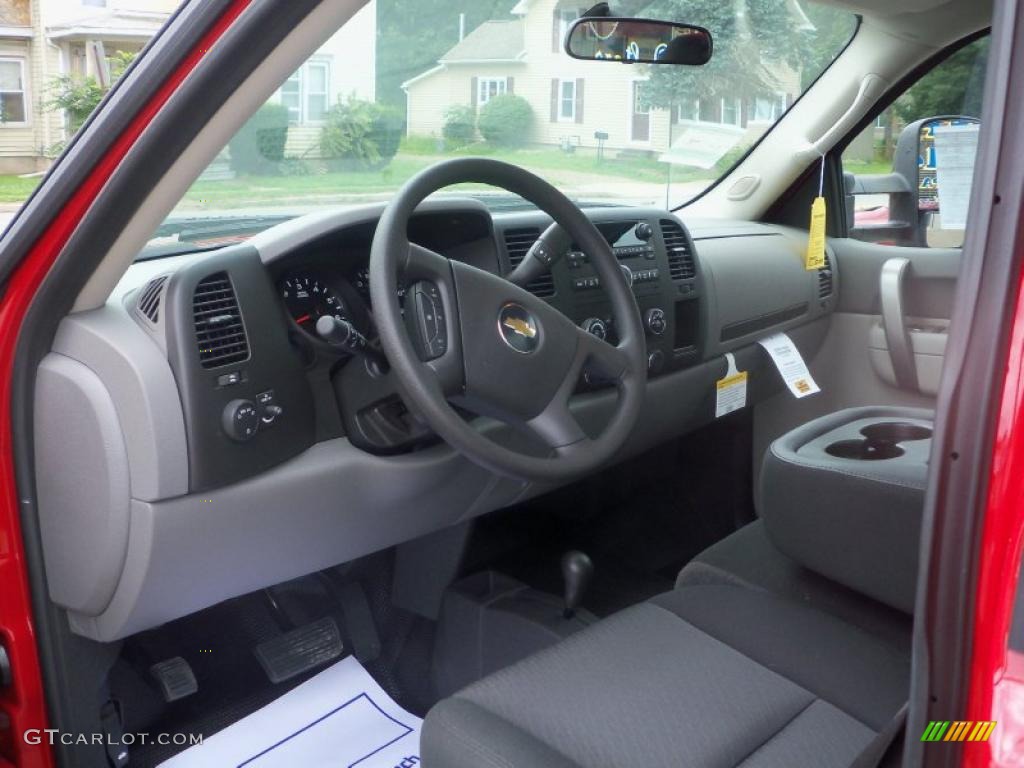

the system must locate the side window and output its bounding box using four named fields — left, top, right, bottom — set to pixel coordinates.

left=842, top=36, right=989, bottom=248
